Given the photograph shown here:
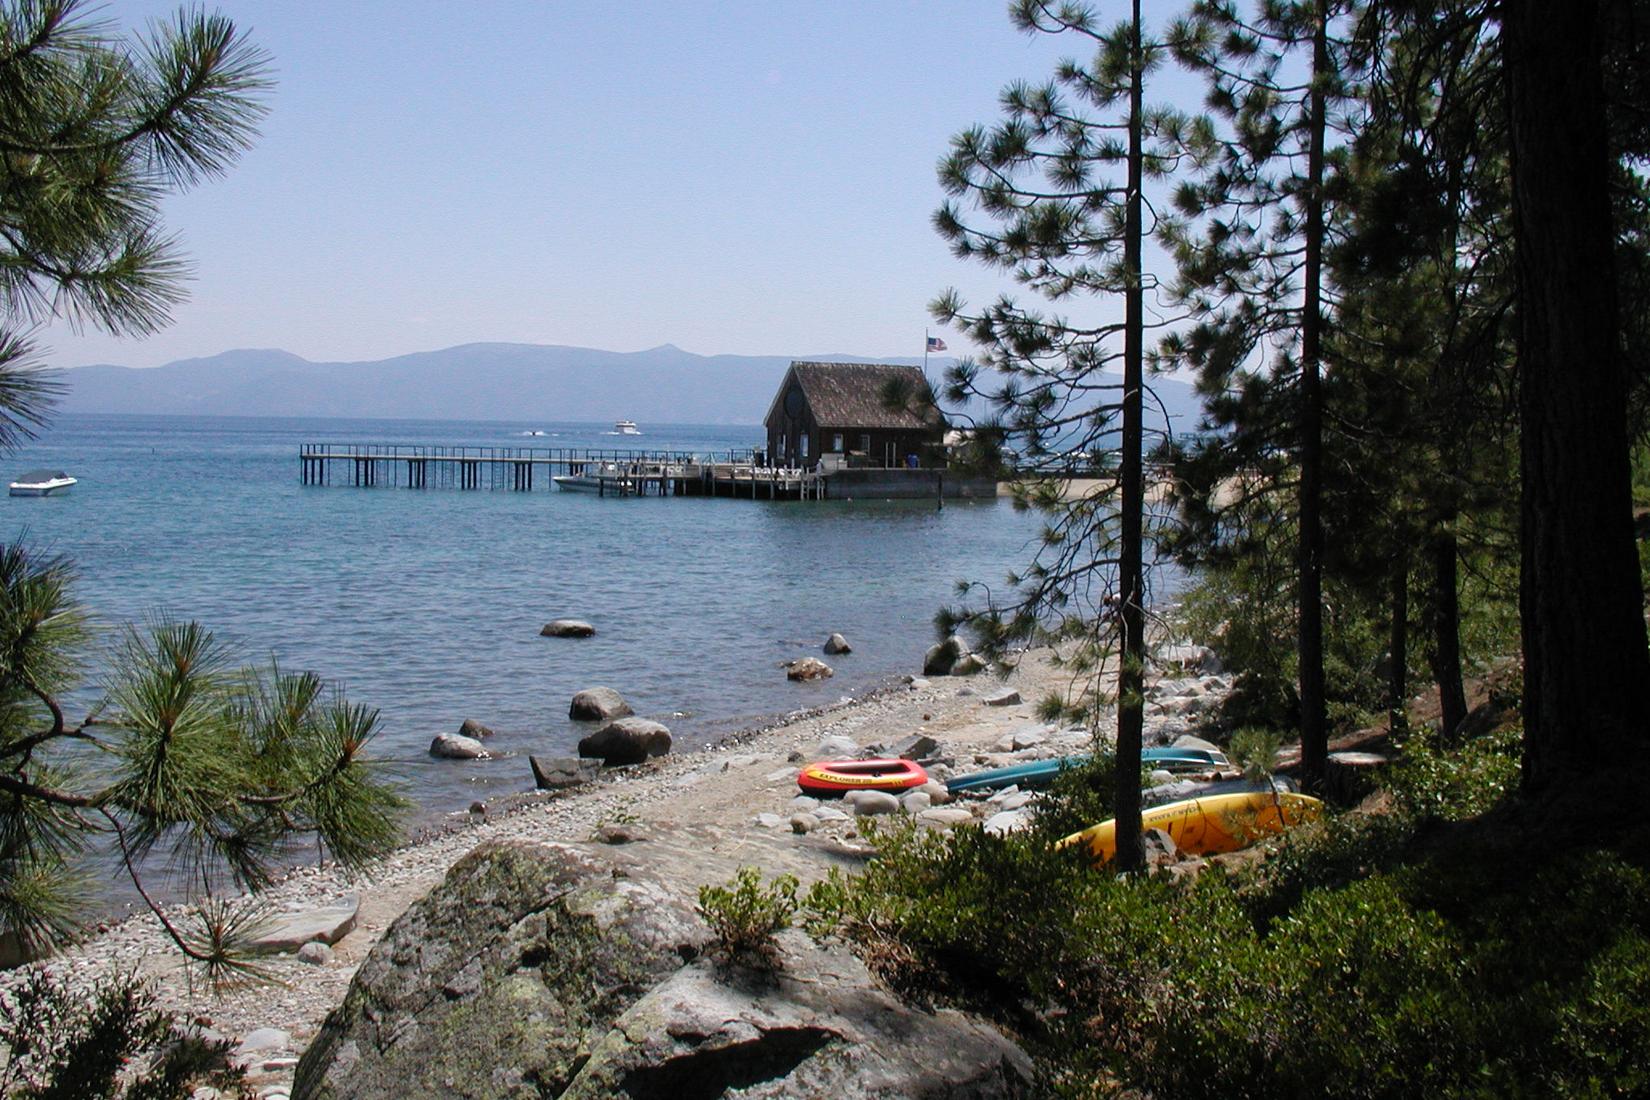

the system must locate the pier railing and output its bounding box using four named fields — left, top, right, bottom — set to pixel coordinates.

left=297, top=442, right=827, bottom=498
